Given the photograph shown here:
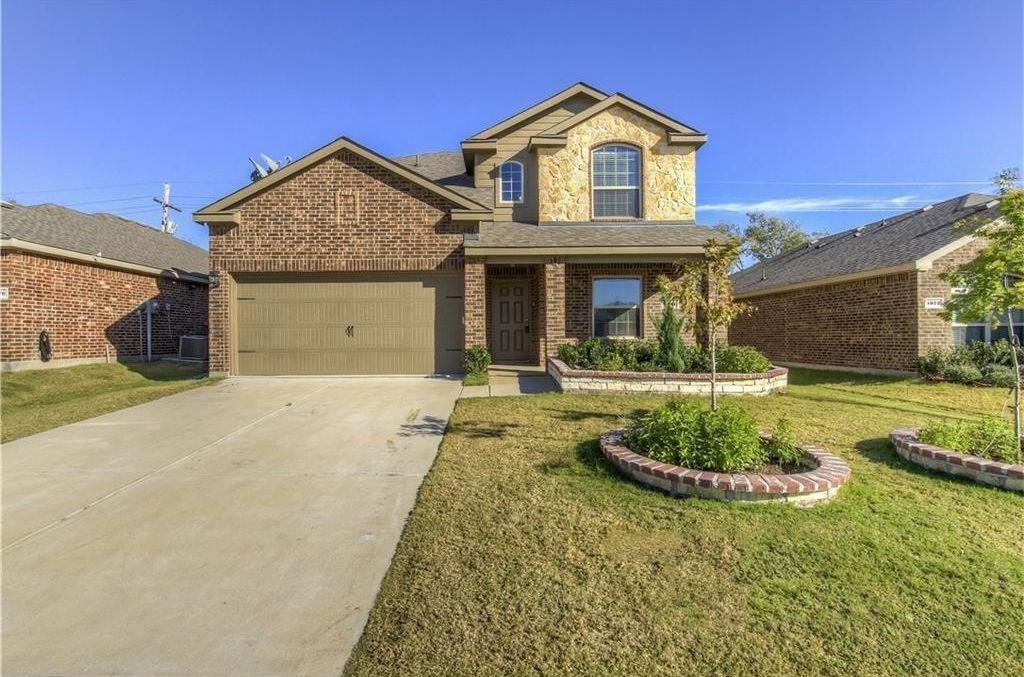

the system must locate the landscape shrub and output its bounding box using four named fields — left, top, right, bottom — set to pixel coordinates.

left=764, top=417, right=804, bottom=466
left=919, top=416, right=1022, bottom=464
left=464, top=345, right=491, bottom=376
left=715, top=345, right=772, bottom=374
left=654, top=293, right=685, bottom=372
left=556, top=339, right=769, bottom=375
left=916, top=340, right=1022, bottom=387
left=624, top=401, right=802, bottom=472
